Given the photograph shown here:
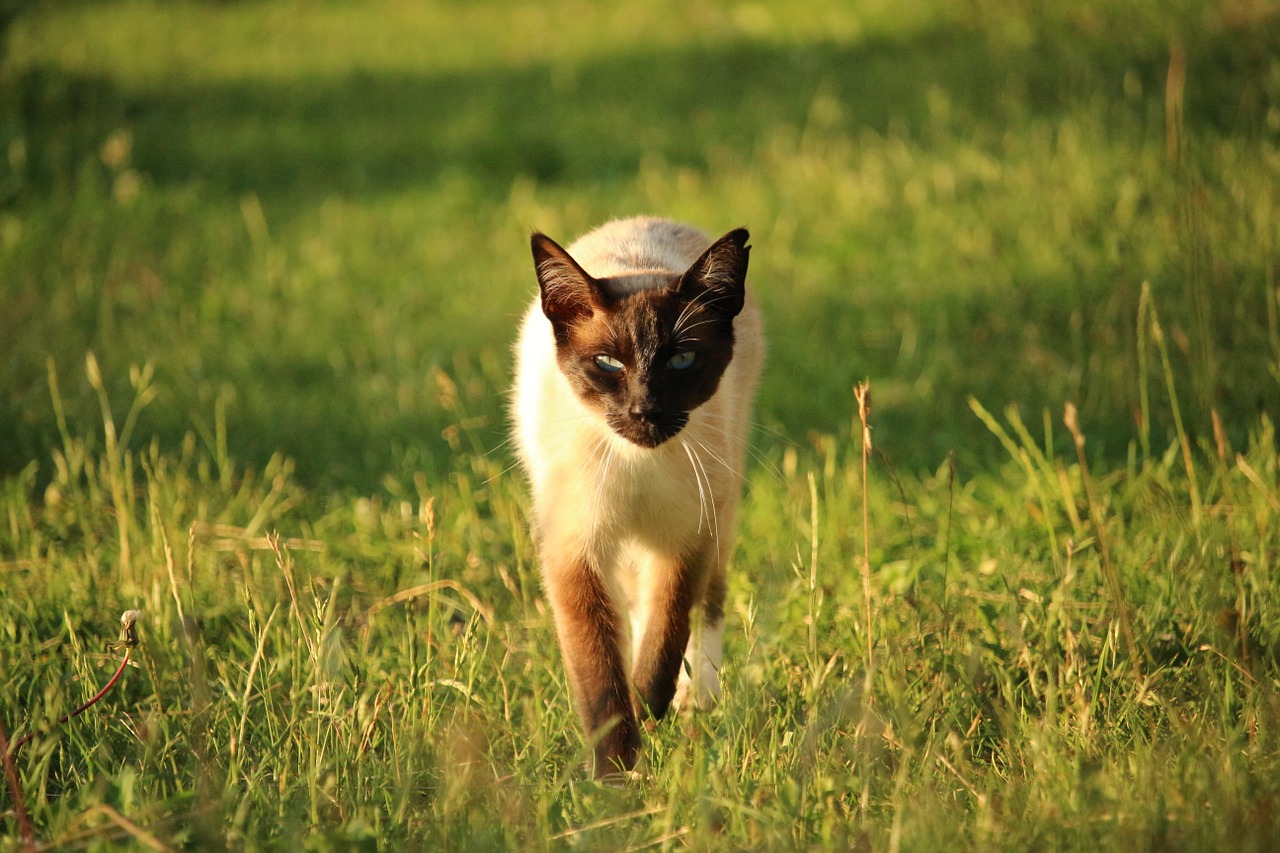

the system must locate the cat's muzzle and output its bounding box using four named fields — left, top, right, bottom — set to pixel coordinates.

left=612, top=411, right=689, bottom=448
